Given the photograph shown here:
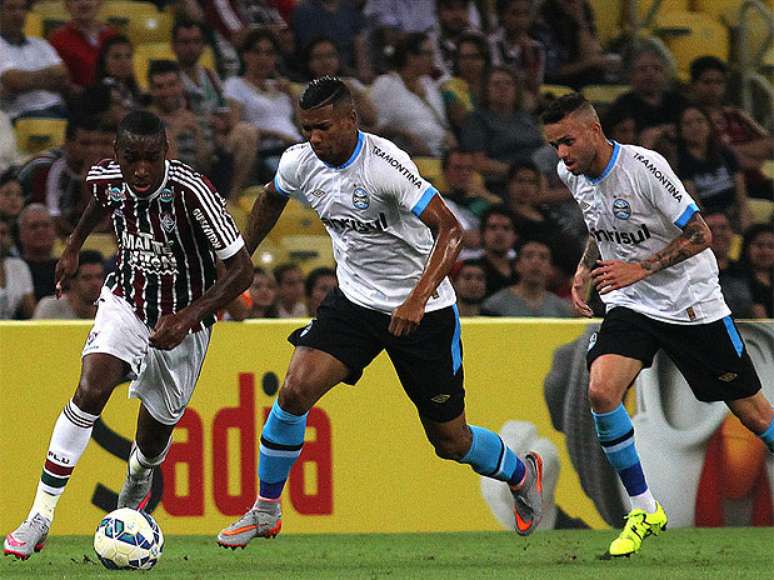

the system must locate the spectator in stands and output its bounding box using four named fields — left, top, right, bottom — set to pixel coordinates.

left=476, top=206, right=519, bottom=297
left=602, top=107, right=637, bottom=145
left=0, top=0, right=70, bottom=120
left=460, top=66, right=544, bottom=195
left=481, top=238, right=571, bottom=317
left=244, top=266, right=278, bottom=319
left=300, top=37, right=377, bottom=130
left=224, top=28, right=302, bottom=170
left=451, top=259, right=486, bottom=316
left=0, top=168, right=23, bottom=235
left=0, top=111, right=21, bottom=172
left=0, top=217, right=35, bottom=319
left=49, top=0, right=117, bottom=89
left=33, top=249, right=104, bottom=319
left=305, top=266, right=337, bottom=317
left=18, top=115, right=112, bottom=233
left=705, top=212, right=757, bottom=319
left=442, top=30, right=490, bottom=134
left=431, top=0, right=478, bottom=77
left=94, top=34, right=142, bottom=110
left=606, top=40, right=688, bottom=148
left=488, top=0, right=545, bottom=103
left=292, top=0, right=372, bottom=83
left=363, top=0, right=437, bottom=74
left=17, top=203, right=57, bottom=301
left=676, top=104, right=752, bottom=232
left=370, top=32, right=454, bottom=157
left=740, top=223, right=774, bottom=318
left=530, top=0, right=619, bottom=89
left=690, top=55, right=774, bottom=200
left=74, top=82, right=131, bottom=127
left=147, top=60, right=213, bottom=173
left=273, top=263, right=308, bottom=318
left=171, top=20, right=259, bottom=198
